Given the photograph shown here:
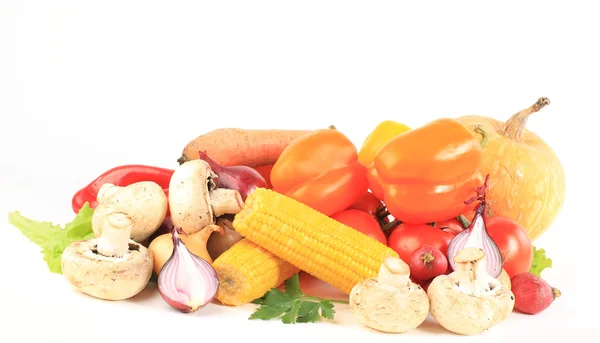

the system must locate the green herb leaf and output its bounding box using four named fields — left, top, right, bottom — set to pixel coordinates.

left=297, top=302, right=320, bottom=323
left=8, top=203, right=95, bottom=274
left=283, top=273, right=302, bottom=297
left=263, top=288, right=295, bottom=307
left=248, top=273, right=346, bottom=324
left=529, top=245, right=553, bottom=277
left=281, top=301, right=301, bottom=324
left=249, top=304, right=289, bottom=321
left=319, top=301, right=335, bottom=320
